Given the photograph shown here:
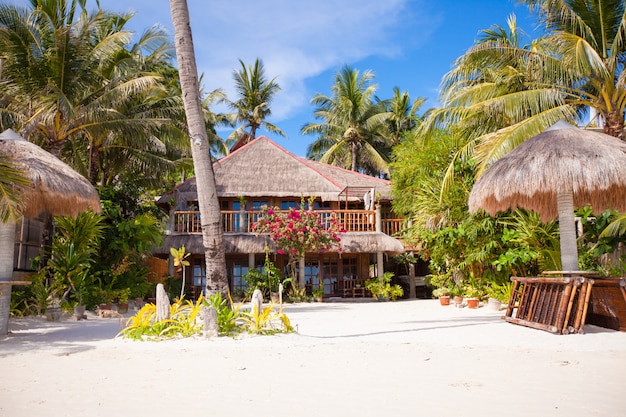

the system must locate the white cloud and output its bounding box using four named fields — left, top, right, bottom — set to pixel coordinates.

left=10, top=0, right=436, bottom=124
left=124, top=0, right=432, bottom=121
